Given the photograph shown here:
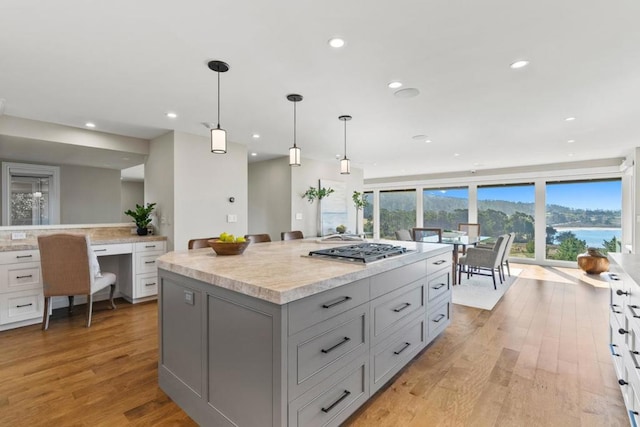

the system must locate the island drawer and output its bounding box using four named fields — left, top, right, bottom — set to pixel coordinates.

left=0, top=262, right=41, bottom=293
left=371, top=314, right=425, bottom=393
left=370, top=279, right=425, bottom=346
left=370, top=261, right=427, bottom=299
left=428, top=298, right=451, bottom=338
left=288, top=304, right=368, bottom=399
left=135, top=241, right=166, bottom=253
left=427, top=270, right=450, bottom=303
left=0, top=250, right=40, bottom=265
left=0, top=289, right=43, bottom=325
left=288, top=357, right=369, bottom=427
left=288, top=278, right=368, bottom=336
left=426, top=252, right=452, bottom=276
